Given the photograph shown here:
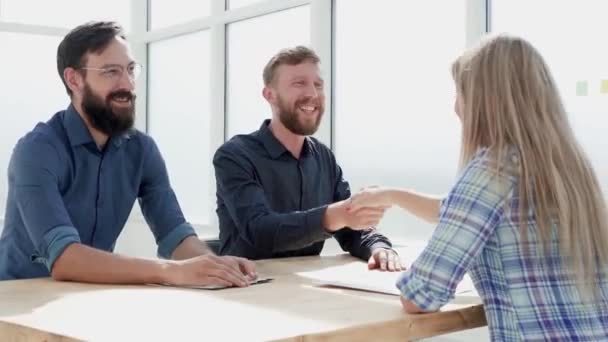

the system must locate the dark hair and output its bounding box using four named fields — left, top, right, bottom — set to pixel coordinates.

left=262, top=46, right=320, bottom=86
left=57, top=21, right=126, bottom=96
